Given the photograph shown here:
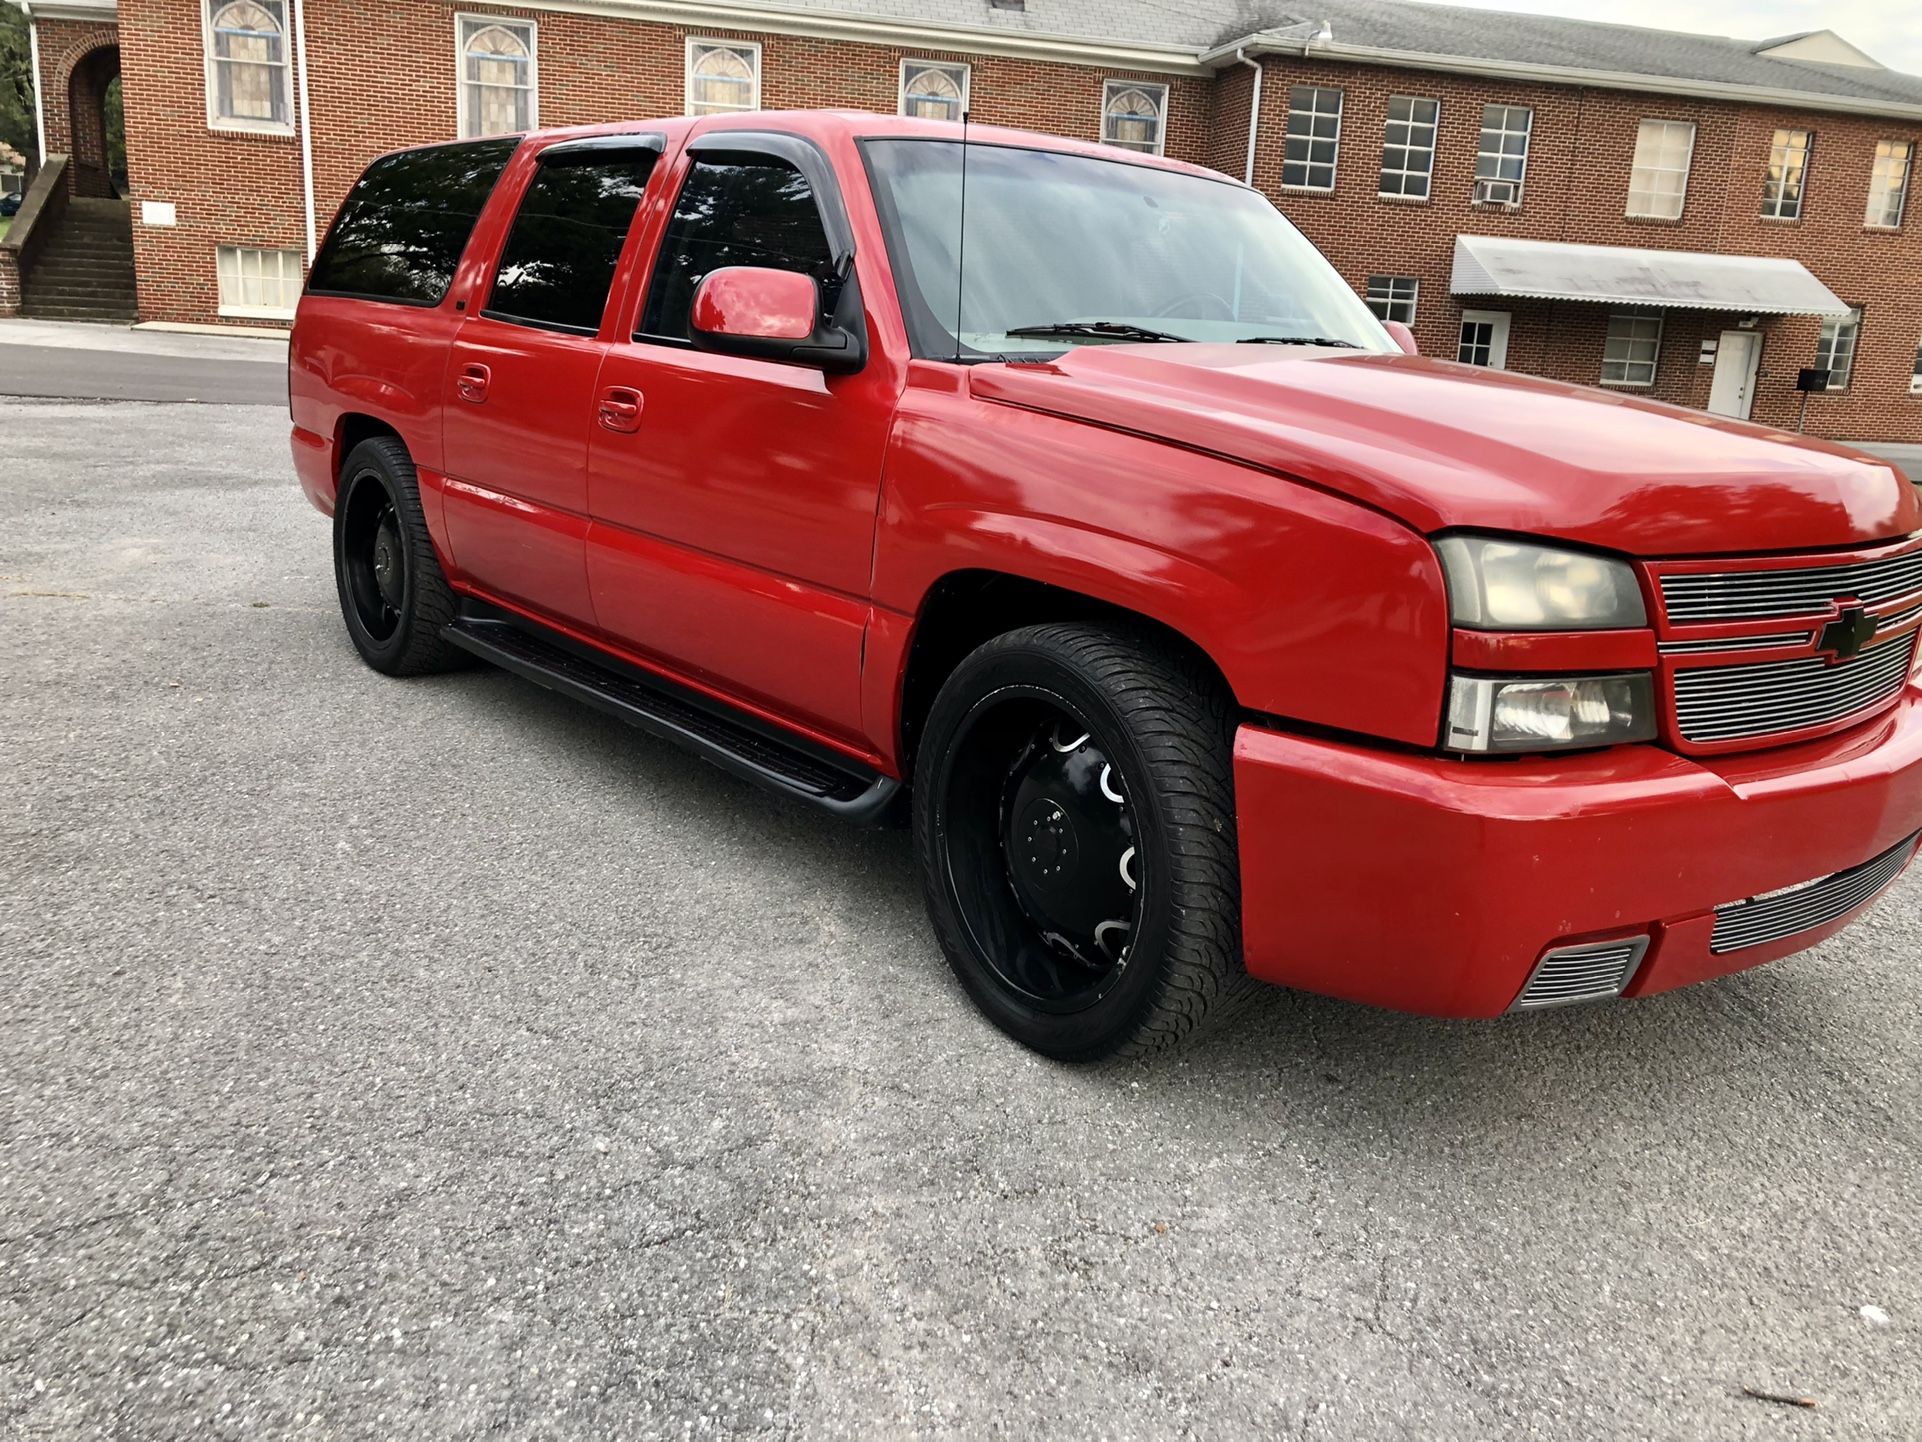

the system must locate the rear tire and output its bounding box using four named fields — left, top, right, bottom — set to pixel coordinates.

left=333, top=436, right=465, bottom=676
left=913, top=622, right=1250, bottom=1060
